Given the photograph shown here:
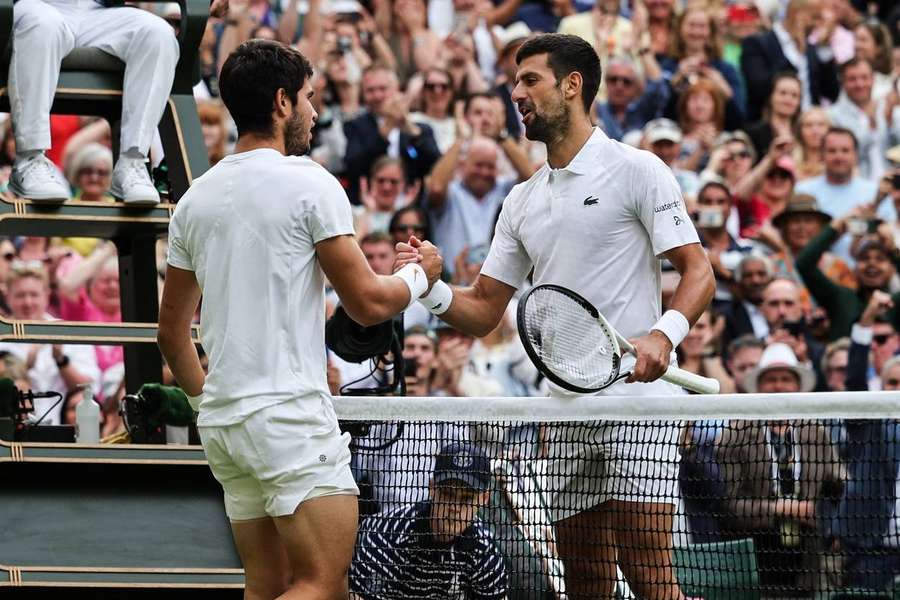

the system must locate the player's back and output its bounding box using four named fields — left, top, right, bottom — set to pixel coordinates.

left=167, top=148, right=354, bottom=426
